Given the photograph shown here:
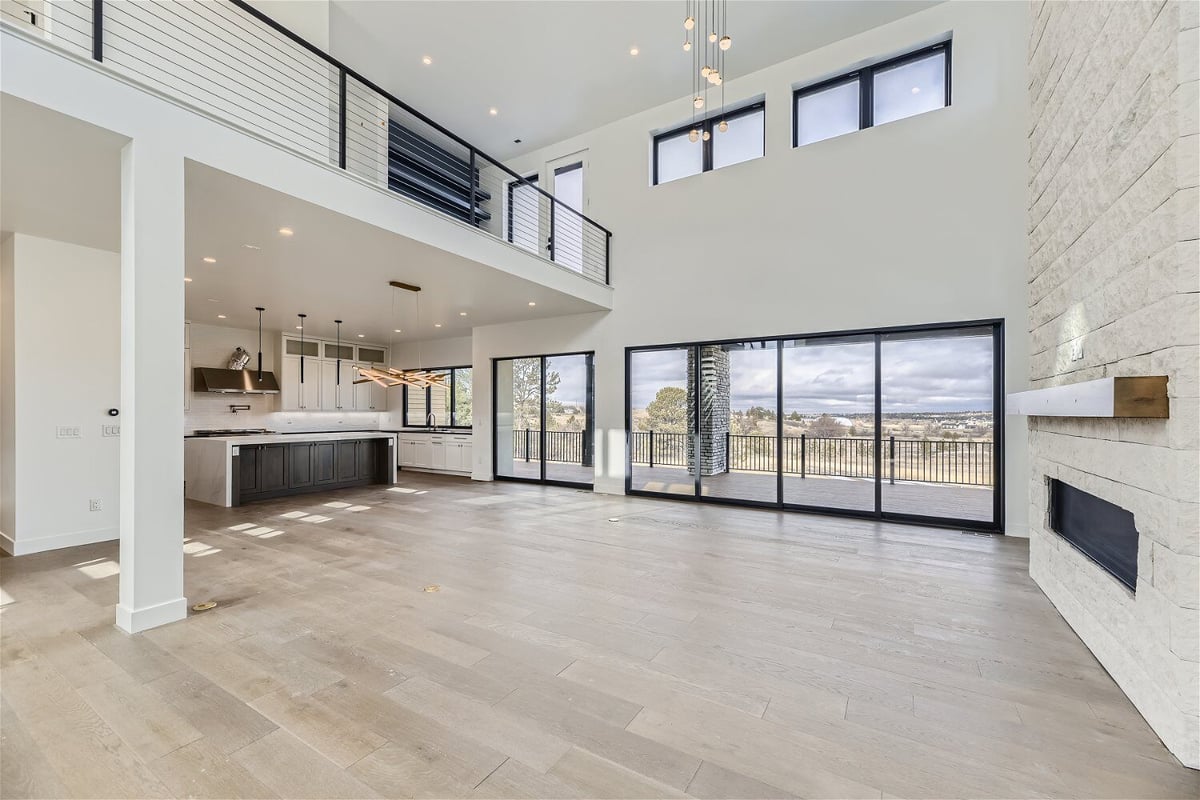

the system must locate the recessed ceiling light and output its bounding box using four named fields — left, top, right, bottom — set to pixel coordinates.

left=459, top=312, right=468, bottom=317
left=357, top=334, right=365, bottom=338
left=184, top=277, right=193, bottom=282
left=296, top=325, right=303, bottom=330
left=393, top=329, right=402, bottom=333
left=207, top=298, right=220, bottom=303
left=422, top=55, right=432, bottom=65
left=911, top=86, right=920, bottom=94
left=528, top=301, right=536, bottom=307
left=202, top=256, right=216, bottom=263
left=217, top=314, right=227, bottom=319
left=629, top=47, right=639, bottom=56
left=489, top=107, right=498, bottom=116
left=243, top=244, right=260, bottom=250
left=434, top=323, right=442, bottom=328
left=278, top=227, right=294, bottom=236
